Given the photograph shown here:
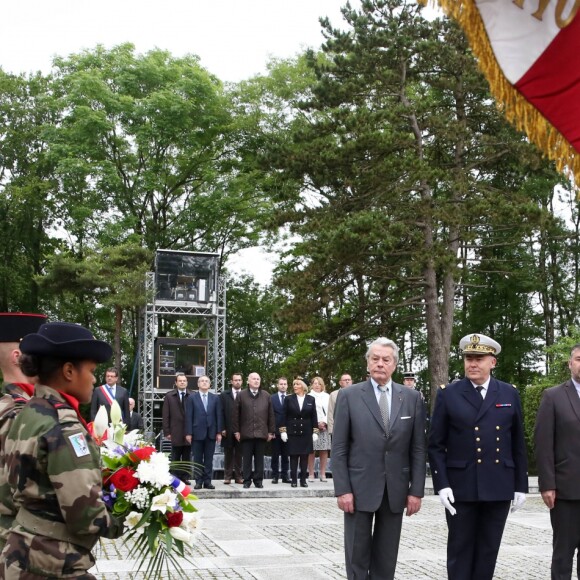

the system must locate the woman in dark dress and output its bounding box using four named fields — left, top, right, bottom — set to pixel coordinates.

left=280, top=378, right=319, bottom=487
